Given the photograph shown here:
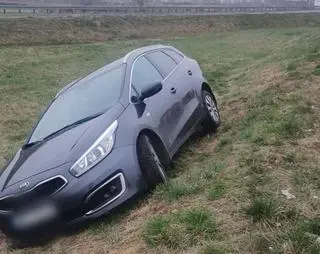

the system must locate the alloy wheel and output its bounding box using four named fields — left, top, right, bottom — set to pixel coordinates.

left=146, top=138, right=167, bottom=182
left=205, top=94, right=220, bottom=123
